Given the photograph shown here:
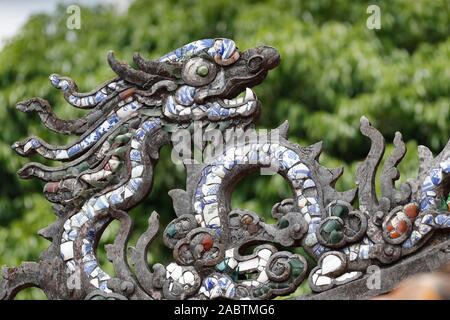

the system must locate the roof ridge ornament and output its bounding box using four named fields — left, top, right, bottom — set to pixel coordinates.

left=1, top=39, right=449, bottom=300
